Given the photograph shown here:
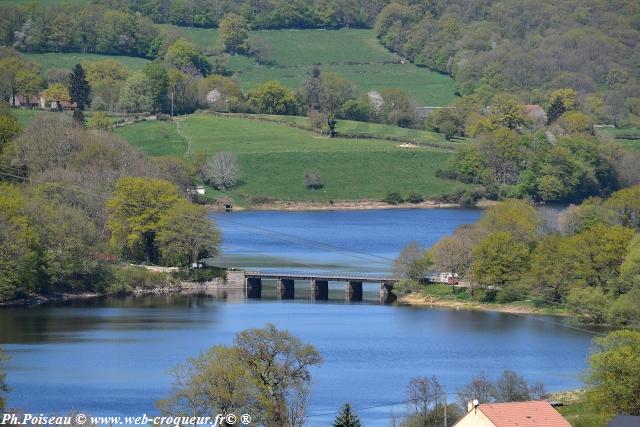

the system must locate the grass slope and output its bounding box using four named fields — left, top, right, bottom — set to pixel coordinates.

left=24, top=52, right=150, bottom=72
left=161, top=25, right=457, bottom=106
left=116, top=113, right=464, bottom=201
left=596, top=126, right=640, bottom=152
